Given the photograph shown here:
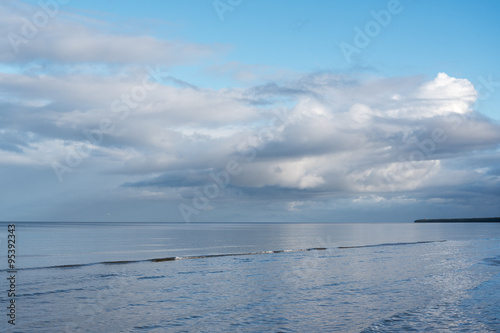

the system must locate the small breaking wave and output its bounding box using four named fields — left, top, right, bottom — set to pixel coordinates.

left=3, top=241, right=445, bottom=271
left=338, top=240, right=446, bottom=249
